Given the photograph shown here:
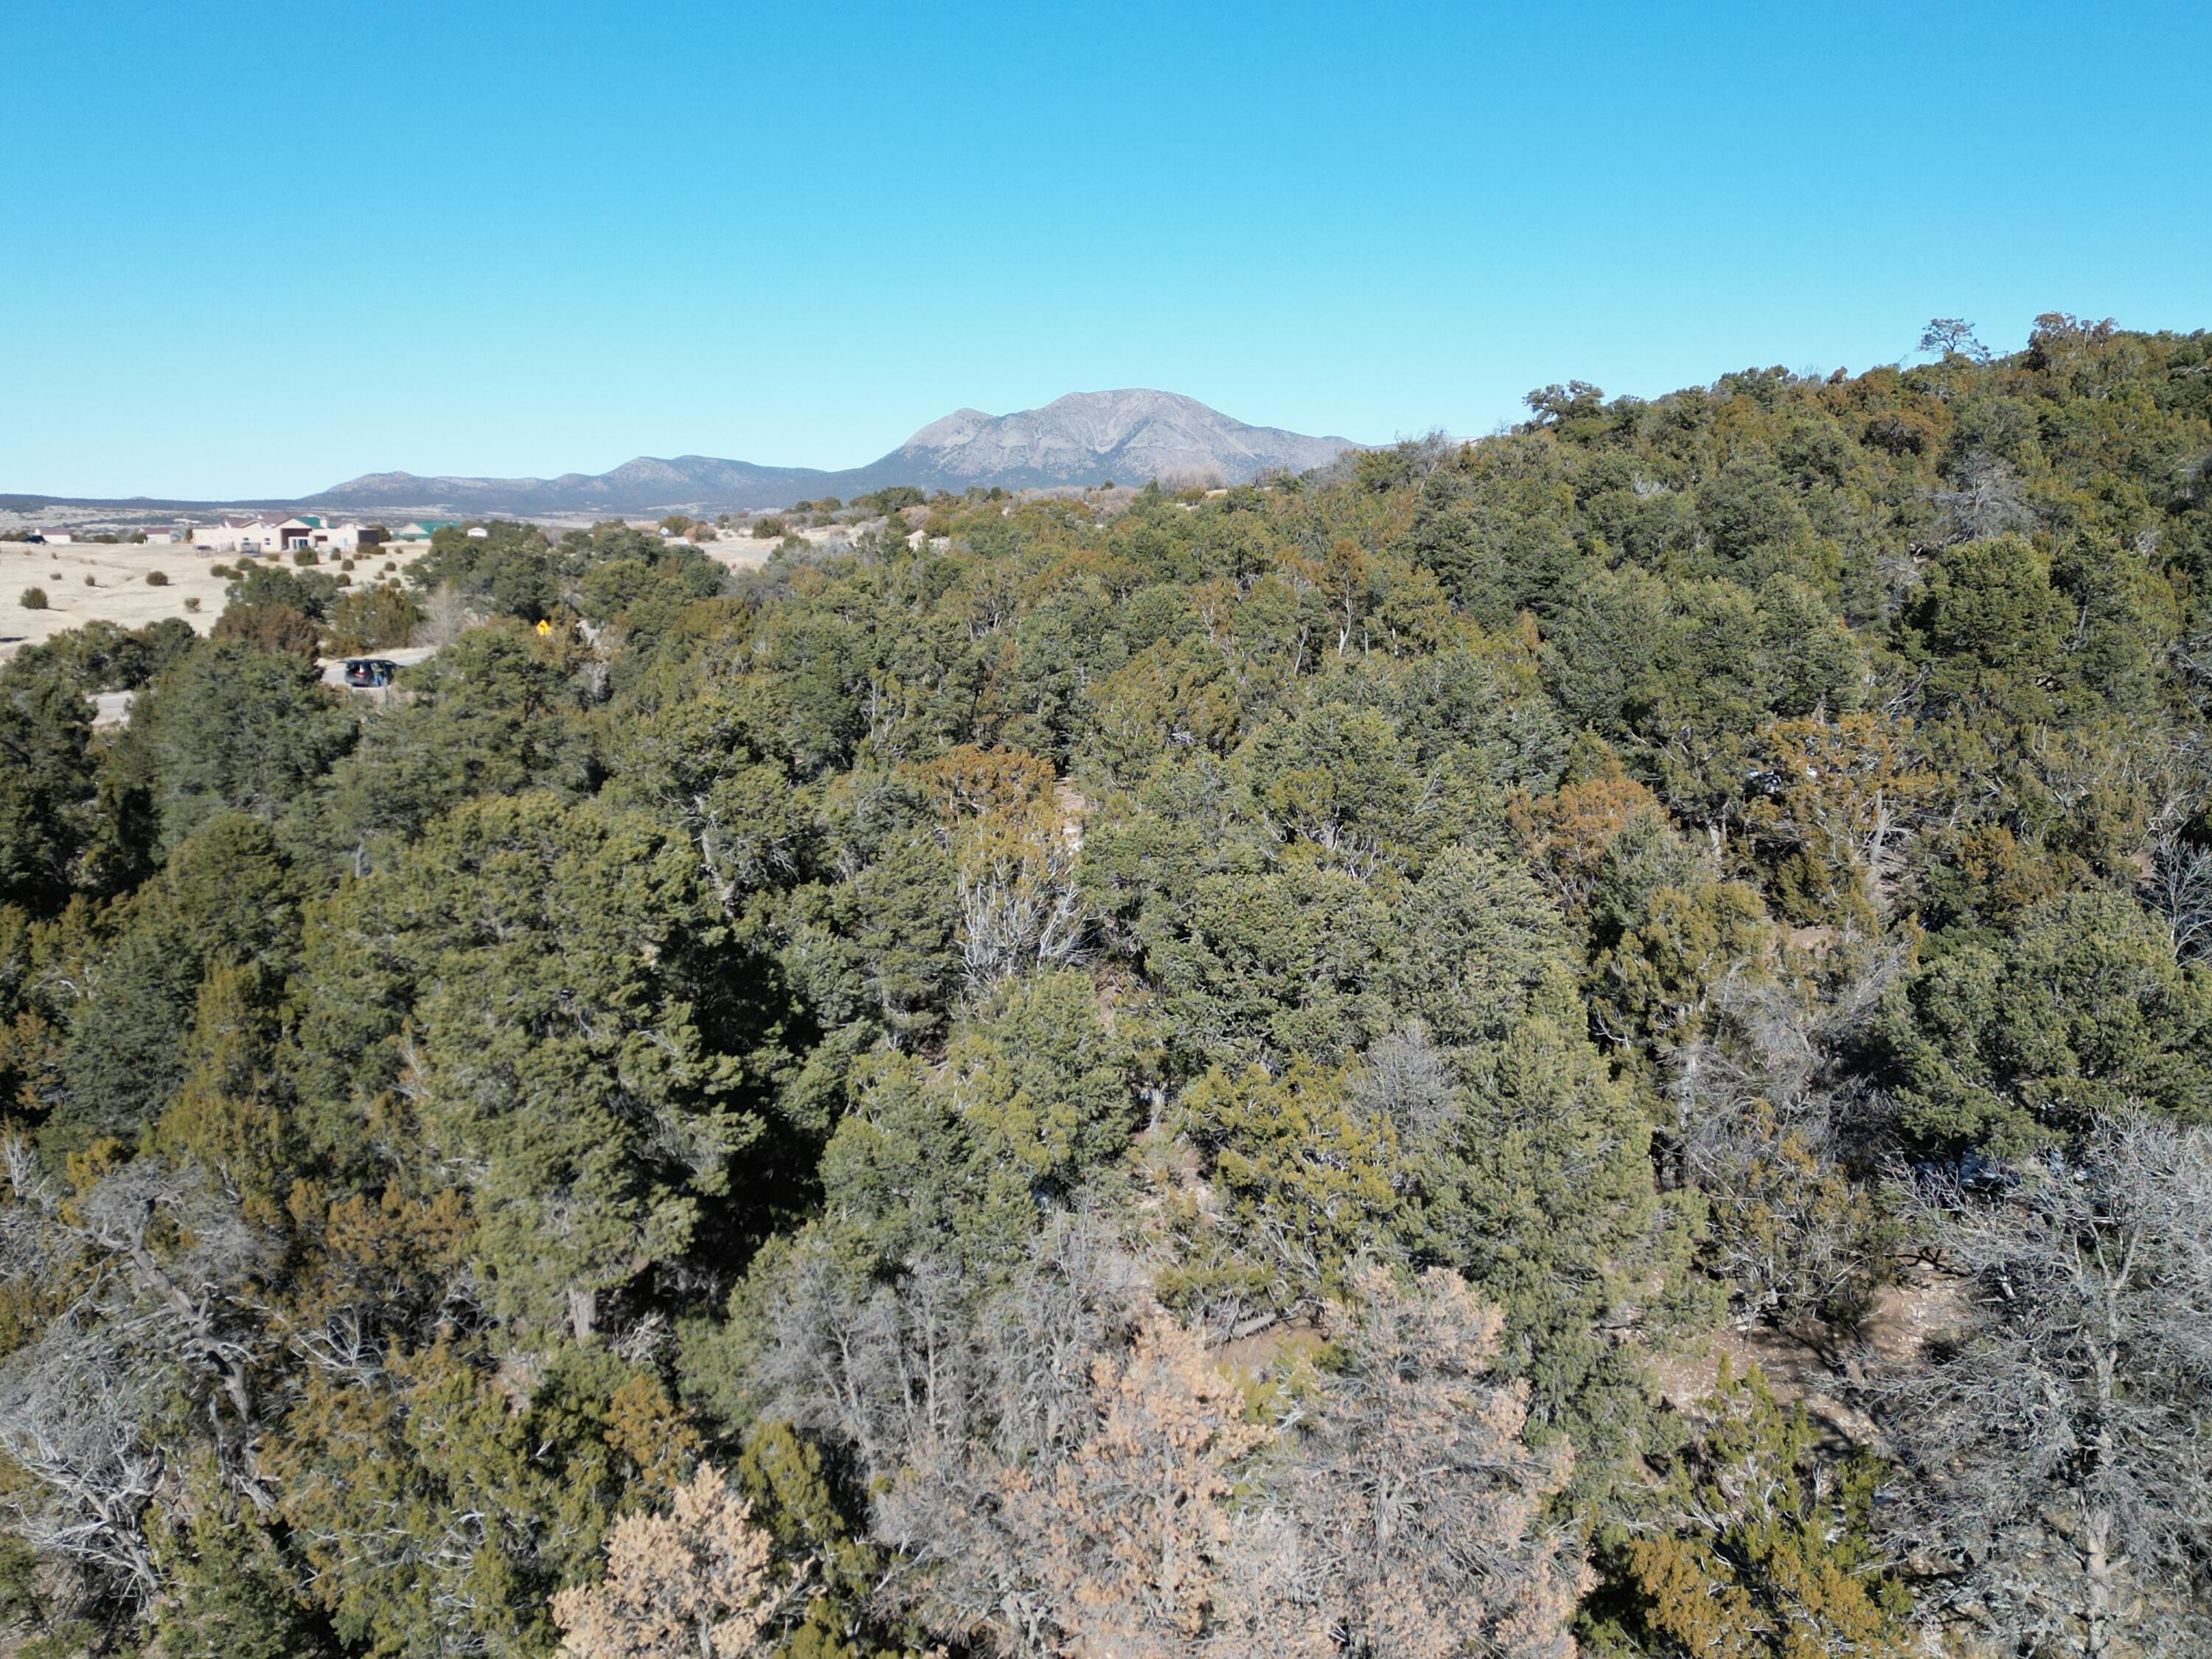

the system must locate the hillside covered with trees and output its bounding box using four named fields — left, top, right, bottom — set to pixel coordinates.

left=4, top=314, right=2211, bottom=1658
